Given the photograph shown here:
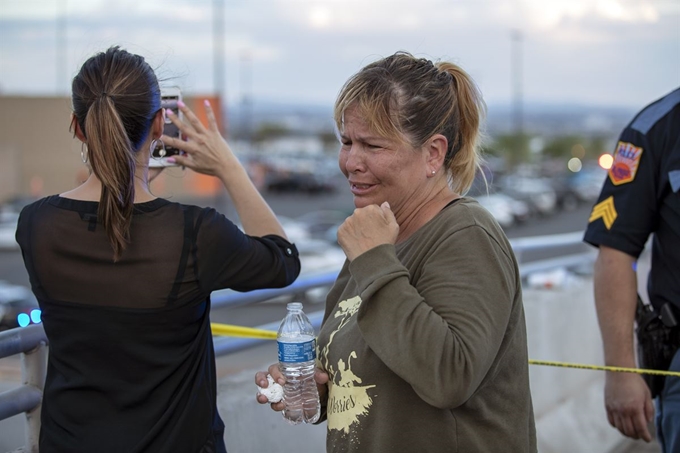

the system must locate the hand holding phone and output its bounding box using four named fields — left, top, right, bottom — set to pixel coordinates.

left=150, top=86, right=183, bottom=167
left=162, top=99, right=236, bottom=179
